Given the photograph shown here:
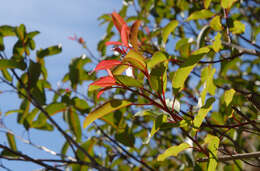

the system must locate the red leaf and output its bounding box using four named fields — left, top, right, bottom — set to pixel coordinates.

left=94, top=60, right=122, bottom=72
left=105, top=41, right=123, bottom=46
left=130, top=20, right=141, bottom=50
left=90, top=76, right=117, bottom=87
left=111, top=12, right=128, bottom=33
left=121, top=24, right=129, bottom=47
left=96, top=87, right=111, bottom=99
